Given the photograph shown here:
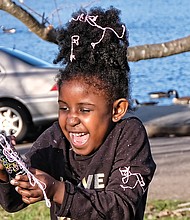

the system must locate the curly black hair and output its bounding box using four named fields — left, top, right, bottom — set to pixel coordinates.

left=54, top=6, right=131, bottom=106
